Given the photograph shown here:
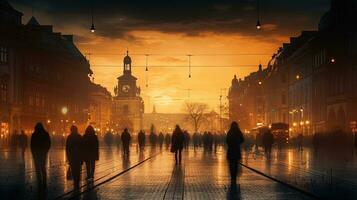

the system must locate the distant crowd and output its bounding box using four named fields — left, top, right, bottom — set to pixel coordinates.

left=4, top=121, right=357, bottom=197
